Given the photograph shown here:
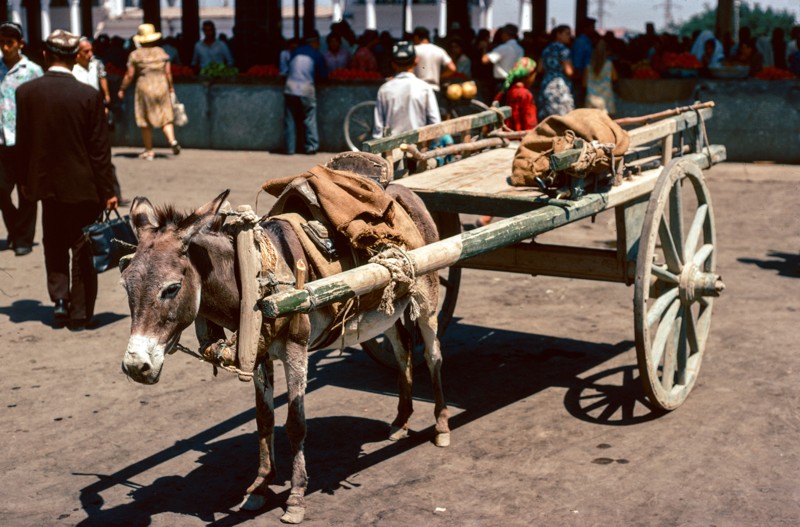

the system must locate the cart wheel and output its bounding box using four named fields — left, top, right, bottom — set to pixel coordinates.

left=361, top=212, right=462, bottom=369
left=634, top=158, right=724, bottom=411
left=344, top=101, right=376, bottom=152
